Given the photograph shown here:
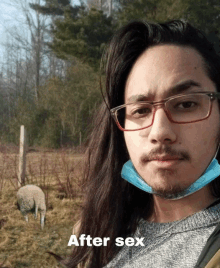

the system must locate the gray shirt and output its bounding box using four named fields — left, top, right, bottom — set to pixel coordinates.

left=104, top=203, right=220, bottom=268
